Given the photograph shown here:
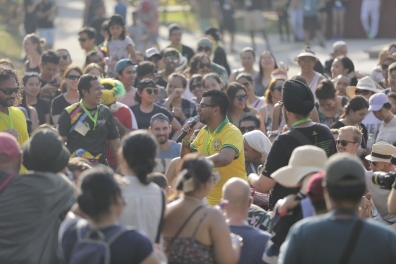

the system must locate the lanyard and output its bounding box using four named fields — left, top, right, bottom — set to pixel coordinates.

left=291, top=118, right=311, bottom=129
left=178, top=44, right=183, bottom=54
left=79, top=101, right=98, bottom=130
left=0, top=108, right=13, bottom=129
